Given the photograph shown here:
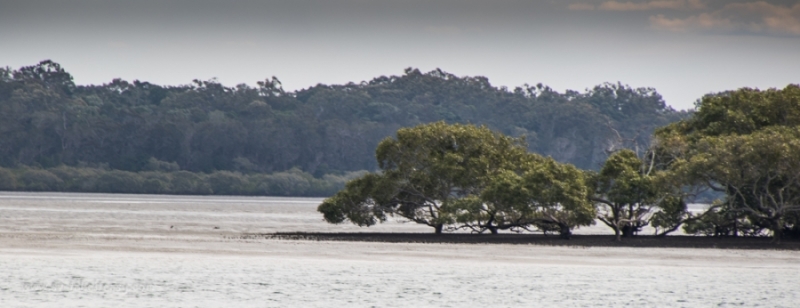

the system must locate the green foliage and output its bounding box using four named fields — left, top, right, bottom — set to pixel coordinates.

left=321, top=122, right=530, bottom=233
left=171, top=171, right=212, bottom=194
left=660, top=85, right=800, bottom=139
left=656, top=85, right=800, bottom=241
left=589, top=149, right=683, bottom=240
left=19, top=169, right=63, bottom=191
left=320, top=122, right=594, bottom=235
left=0, top=167, right=17, bottom=190
left=140, top=171, right=173, bottom=194
left=208, top=171, right=246, bottom=195
left=318, top=173, right=396, bottom=226
left=456, top=155, right=595, bottom=237
left=593, top=150, right=656, bottom=206
left=682, top=205, right=767, bottom=237
left=0, top=60, right=687, bottom=179
left=95, top=170, right=144, bottom=193
left=683, top=127, right=800, bottom=240
left=48, top=165, right=103, bottom=191
left=0, top=165, right=353, bottom=197
left=143, top=158, right=180, bottom=172
left=257, top=168, right=312, bottom=196
left=649, top=195, right=688, bottom=236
